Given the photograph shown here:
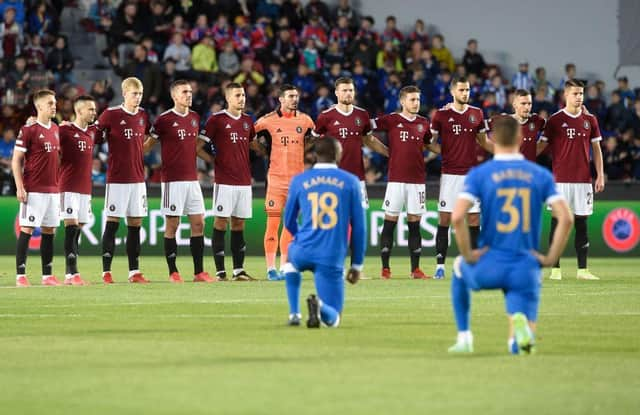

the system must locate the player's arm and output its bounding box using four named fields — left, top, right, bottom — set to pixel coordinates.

left=196, top=138, right=214, bottom=163
left=11, top=146, right=27, bottom=203
left=535, top=198, right=573, bottom=267
left=475, top=131, right=494, bottom=154
left=143, top=135, right=158, bottom=153
left=426, top=130, right=441, bottom=154
left=592, top=140, right=605, bottom=192
left=283, top=183, right=300, bottom=236
left=363, top=133, right=389, bottom=157
left=346, top=179, right=367, bottom=284
left=536, top=140, right=548, bottom=156
left=253, top=129, right=270, bottom=157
